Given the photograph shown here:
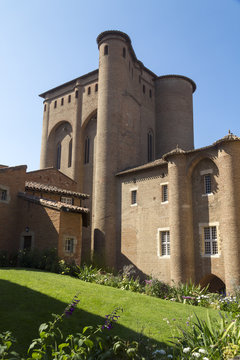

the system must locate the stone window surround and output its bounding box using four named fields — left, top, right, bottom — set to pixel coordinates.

left=161, top=182, right=168, bottom=204
left=199, top=222, right=220, bottom=257
left=63, top=235, right=76, bottom=255
left=200, top=169, right=213, bottom=197
left=157, top=227, right=170, bottom=258
left=0, top=184, right=10, bottom=204
left=130, top=187, right=138, bottom=206
left=20, top=230, right=35, bottom=251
